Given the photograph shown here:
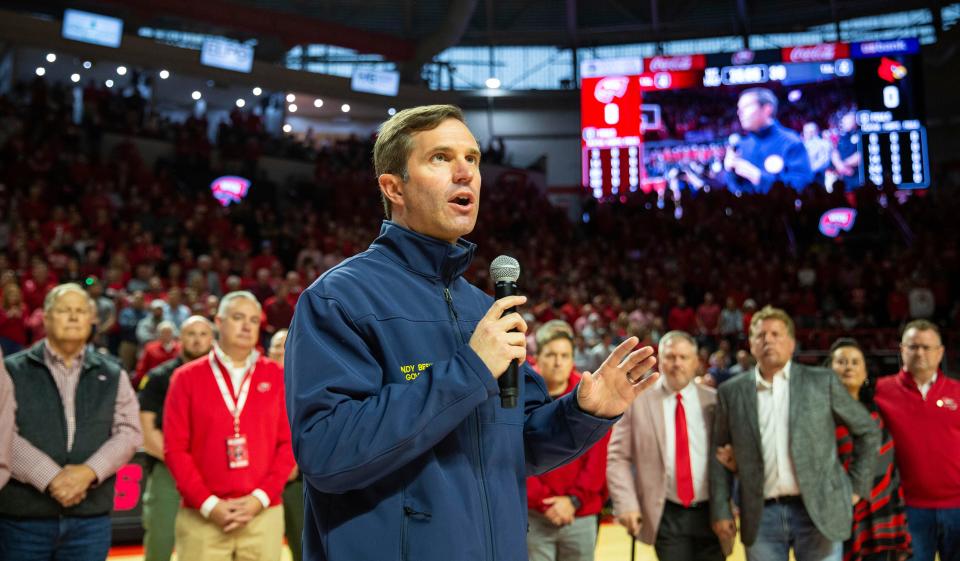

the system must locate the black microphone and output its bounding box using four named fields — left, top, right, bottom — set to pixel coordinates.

left=490, top=255, right=521, bottom=408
